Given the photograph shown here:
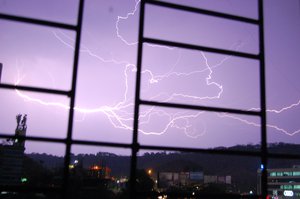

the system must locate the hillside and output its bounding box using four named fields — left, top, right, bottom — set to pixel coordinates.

left=27, top=143, right=300, bottom=192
